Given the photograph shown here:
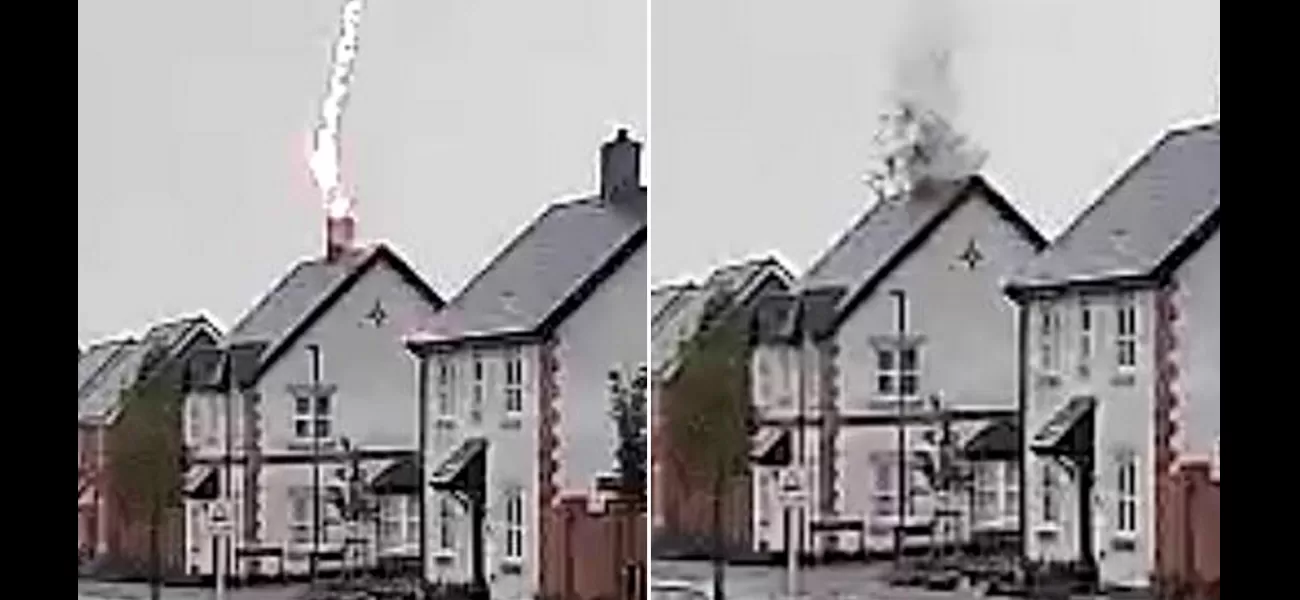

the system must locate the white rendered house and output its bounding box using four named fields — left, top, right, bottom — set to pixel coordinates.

left=181, top=230, right=444, bottom=579
left=1006, top=120, right=1219, bottom=590
left=406, top=130, right=647, bottom=600
left=748, top=175, right=1046, bottom=558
